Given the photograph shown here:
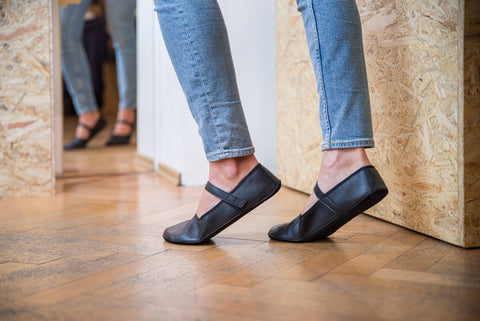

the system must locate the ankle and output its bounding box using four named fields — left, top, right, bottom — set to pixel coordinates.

left=208, top=154, right=258, bottom=189
left=116, top=109, right=136, bottom=122
left=317, top=148, right=371, bottom=193
left=321, top=148, right=370, bottom=171
left=79, top=111, right=101, bottom=126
